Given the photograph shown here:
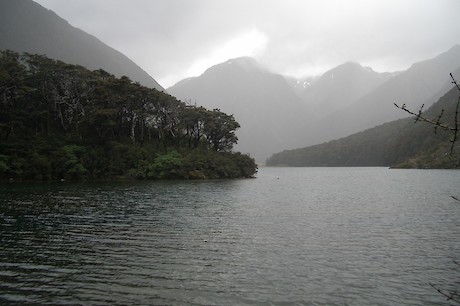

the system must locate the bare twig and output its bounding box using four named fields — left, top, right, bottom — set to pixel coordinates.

left=393, top=75, right=460, bottom=303
left=434, top=109, right=445, bottom=134
left=393, top=103, right=453, bottom=131
left=451, top=73, right=460, bottom=93
left=394, top=74, right=460, bottom=156
left=415, top=104, right=425, bottom=123
left=452, top=96, right=460, bottom=154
